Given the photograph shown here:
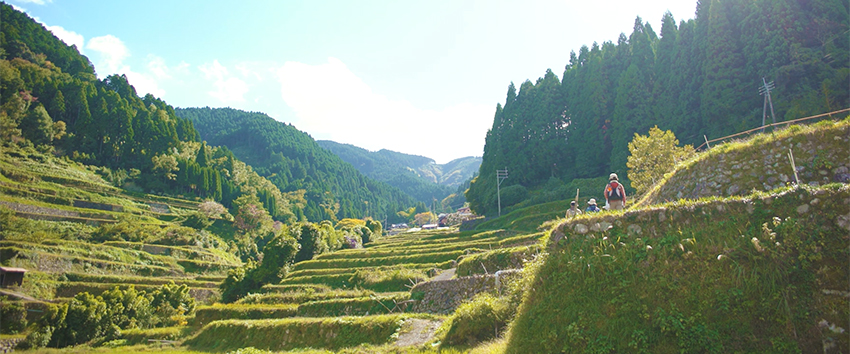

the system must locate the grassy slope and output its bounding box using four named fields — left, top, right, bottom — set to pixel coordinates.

left=0, top=146, right=238, bottom=303
left=504, top=121, right=850, bottom=353
left=635, top=118, right=849, bottom=208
